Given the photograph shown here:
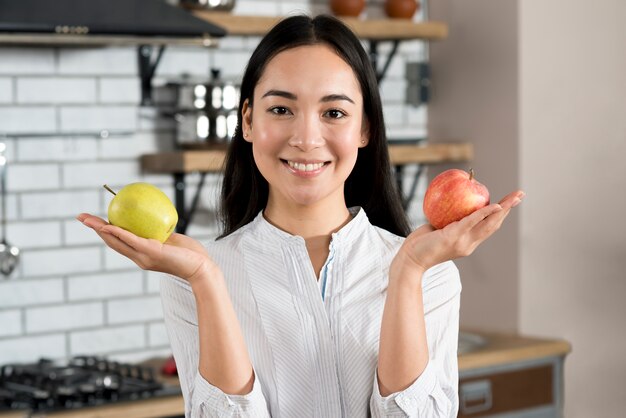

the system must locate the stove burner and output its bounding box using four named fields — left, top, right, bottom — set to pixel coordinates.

left=0, top=356, right=176, bottom=413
